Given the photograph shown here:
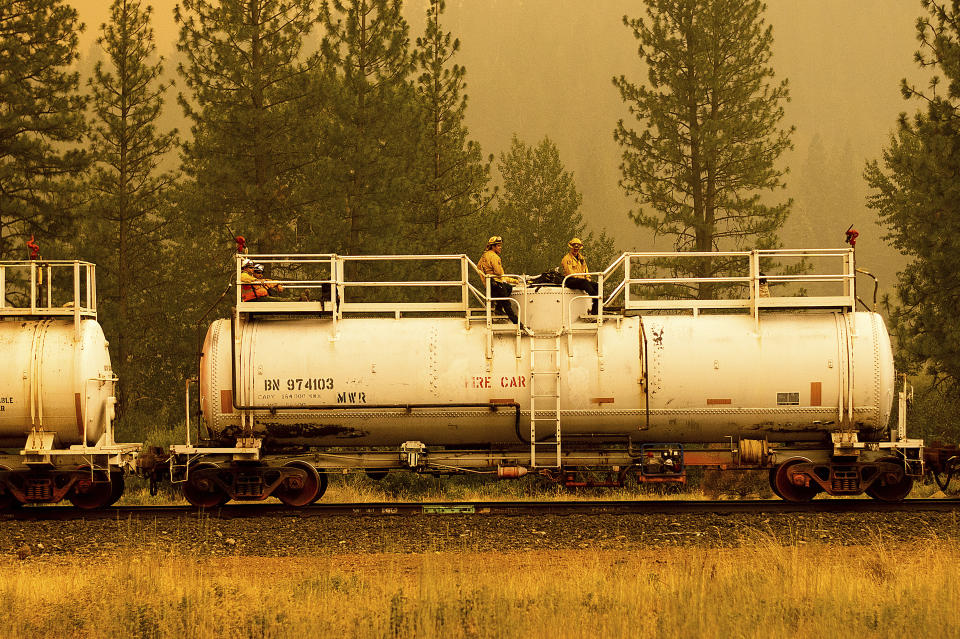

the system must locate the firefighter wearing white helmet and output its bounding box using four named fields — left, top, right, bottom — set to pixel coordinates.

left=253, top=263, right=290, bottom=301
left=561, top=237, right=598, bottom=315
left=477, top=235, right=521, bottom=325
left=240, top=258, right=261, bottom=302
